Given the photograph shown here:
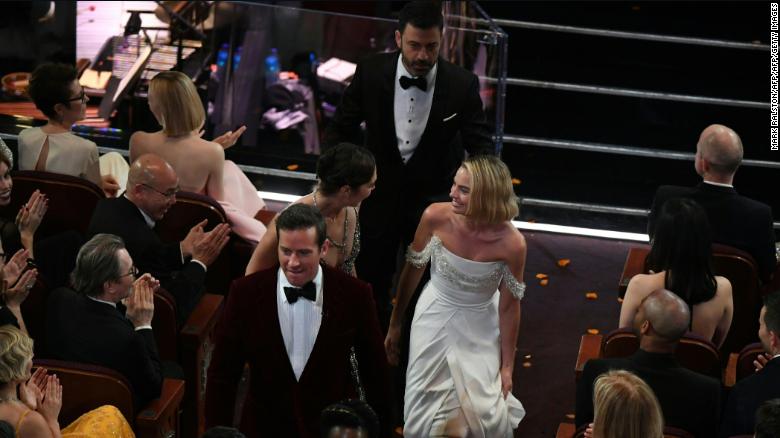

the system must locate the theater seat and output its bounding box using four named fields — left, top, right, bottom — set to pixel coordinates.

left=724, top=342, right=764, bottom=387
left=33, top=359, right=184, bottom=438
left=4, top=170, right=104, bottom=239
left=575, top=328, right=721, bottom=381
left=153, top=191, right=250, bottom=295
